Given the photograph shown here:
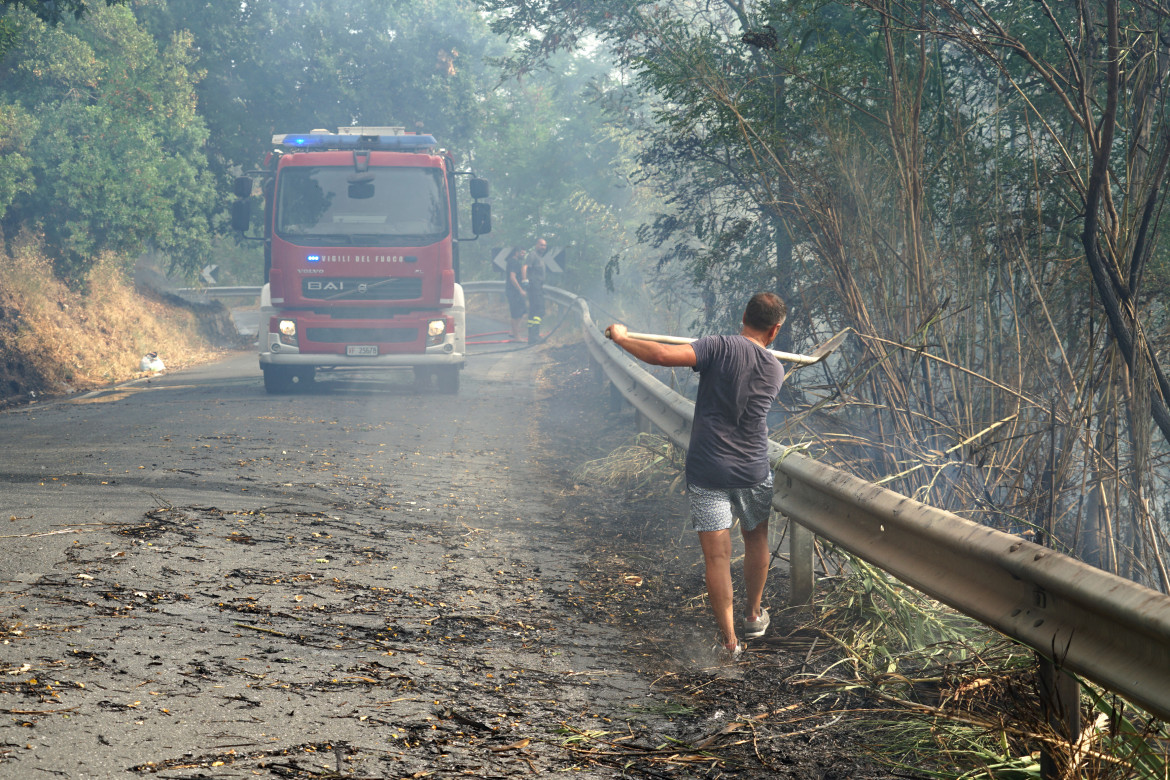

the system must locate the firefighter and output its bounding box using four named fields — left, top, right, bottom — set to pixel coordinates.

left=525, top=238, right=548, bottom=342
